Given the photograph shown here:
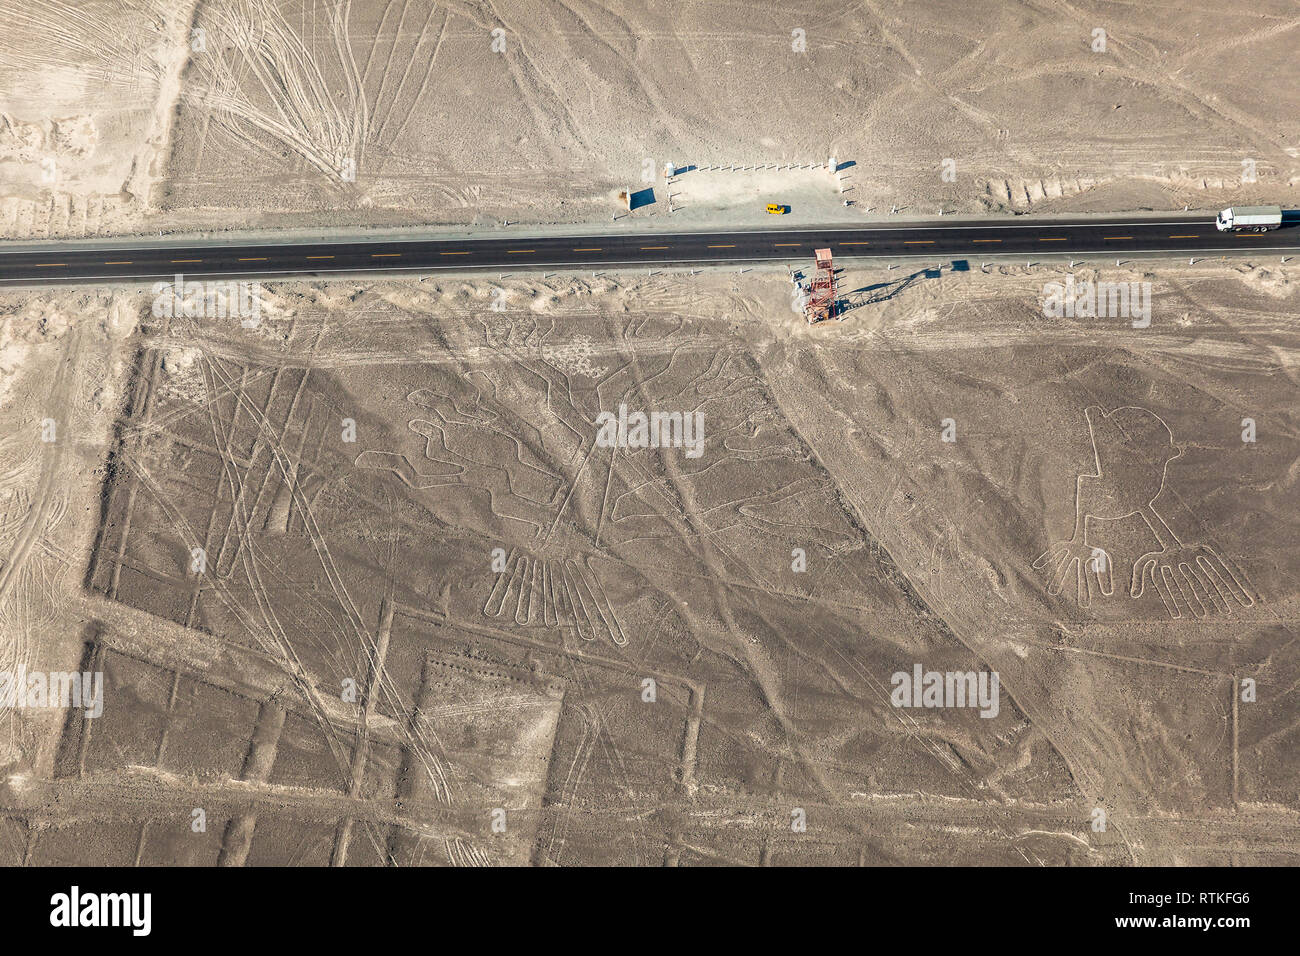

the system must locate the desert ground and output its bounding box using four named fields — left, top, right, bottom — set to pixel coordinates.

left=1, top=0, right=1297, bottom=238
left=0, top=0, right=1298, bottom=866
left=2, top=256, right=1297, bottom=865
